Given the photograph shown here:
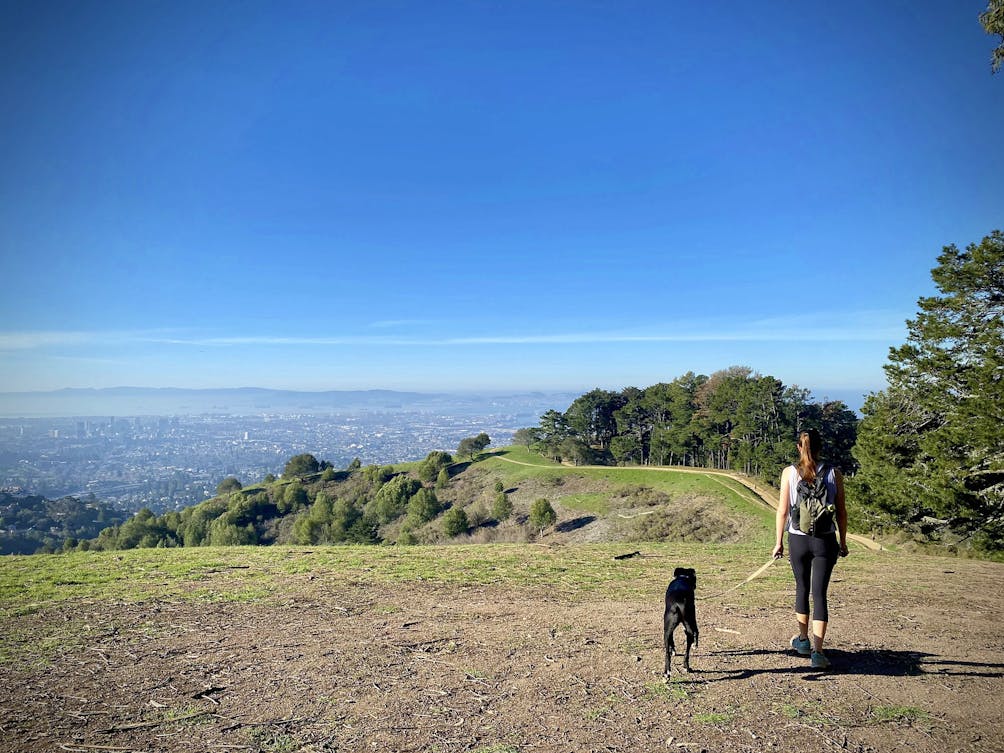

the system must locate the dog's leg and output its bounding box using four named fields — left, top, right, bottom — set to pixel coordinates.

left=682, top=625, right=694, bottom=672
left=686, top=599, right=699, bottom=649
left=663, top=611, right=676, bottom=678
left=682, top=601, right=697, bottom=673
